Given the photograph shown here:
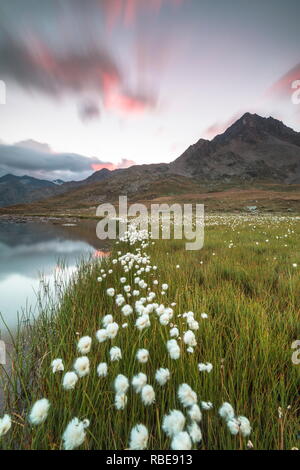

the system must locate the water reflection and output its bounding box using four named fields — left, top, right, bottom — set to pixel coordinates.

left=0, top=219, right=109, bottom=332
